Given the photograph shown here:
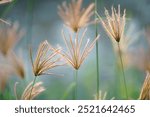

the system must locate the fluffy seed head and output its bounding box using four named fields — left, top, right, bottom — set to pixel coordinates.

left=58, top=0, right=95, bottom=32
left=96, top=5, right=126, bottom=42
left=30, top=40, right=63, bottom=76
left=58, top=28, right=99, bottom=70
